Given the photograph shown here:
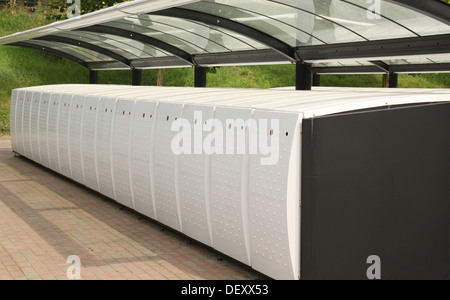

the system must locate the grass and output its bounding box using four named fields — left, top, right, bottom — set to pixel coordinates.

left=1, top=8, right=449, bottom=135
